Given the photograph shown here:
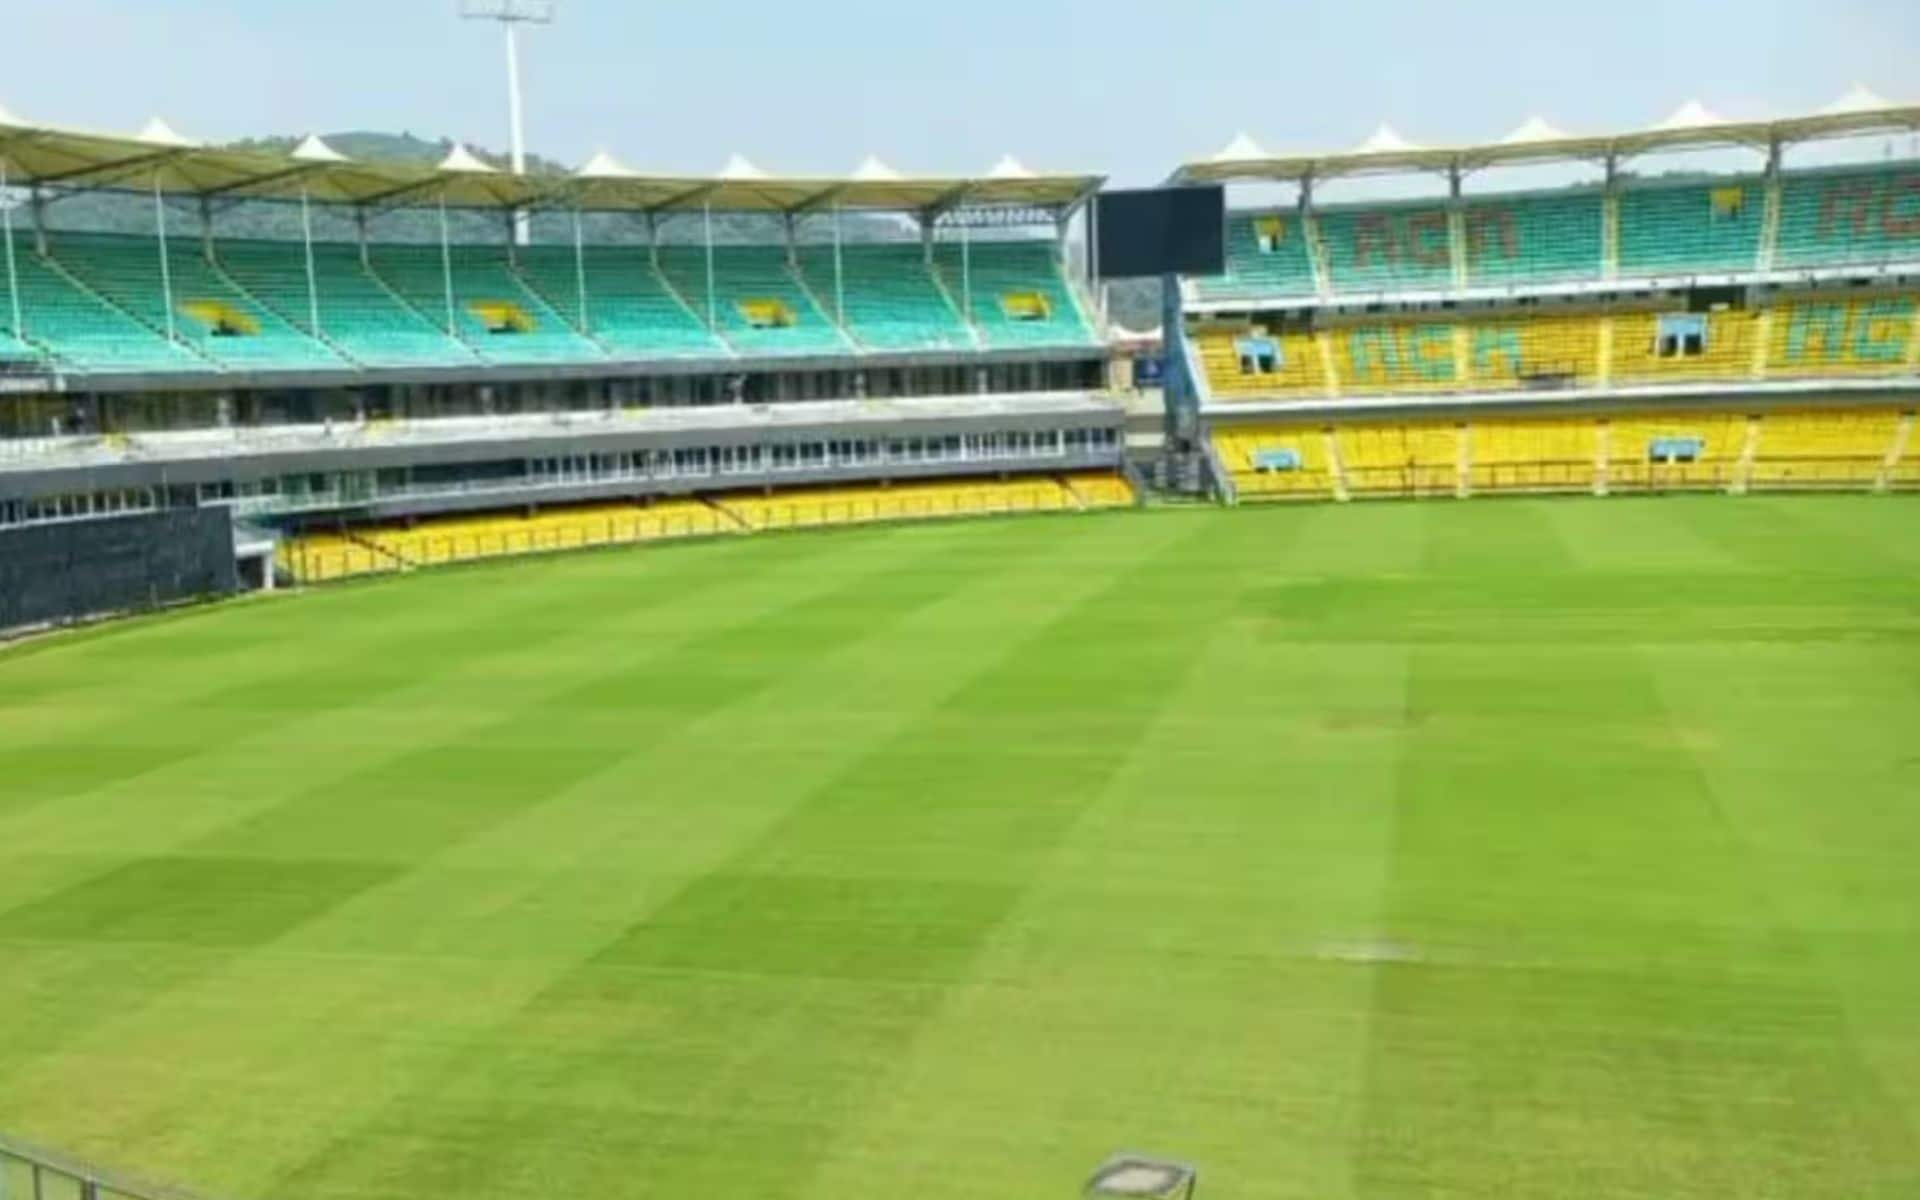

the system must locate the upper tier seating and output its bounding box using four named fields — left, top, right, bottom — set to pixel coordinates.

left=368, top=244, right=605, bottom=365
left=932, top=240, right=1097, bottom=349
left=1194, top=211, right=1319, bottom=300
left=656, top=245, right=851, bottom=356
left=1317, top=202, right=1454, bottom=294
left=50, top=233, right=347, bottom=371
left=1616, top=178, right=1765, bottom=276
left=513, top=245, right=724, bottom=358
left=1462, top=191, right=1603, bottom=286
left=0, top=231, right=201, bottom=373
left=794, top=244, right=973, bottom=351
left=218, top=240, right=476, bottom=368
left=1776, top=165, right=1920, bottom=269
